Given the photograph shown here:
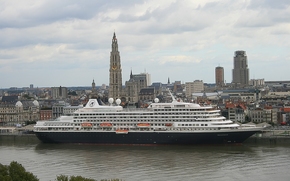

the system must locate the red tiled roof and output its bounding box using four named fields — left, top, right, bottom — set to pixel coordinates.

left=225, top=103, right=236, bottom=108
left=264, top=105, right=273, bottom=109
